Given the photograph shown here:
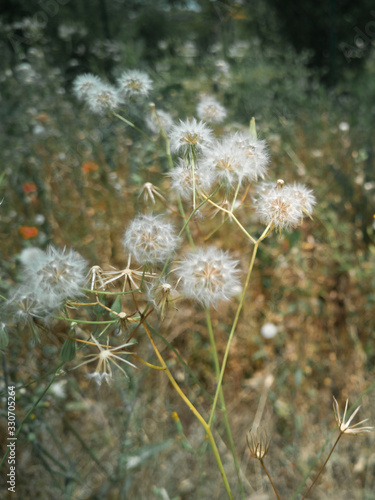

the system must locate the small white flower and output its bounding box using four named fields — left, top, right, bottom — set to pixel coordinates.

left=176, top=247, right=241, bottom=308
left=123, top=214, right=178, bottom=265
left=86, top=83, right=121, bottom=114
left=117, top=70, right=153, bottom=98
left=197, top=96, right=227, bottom=124
left=260, top=323, right=278, bottom=339
left=169, top=118, right=214, bottom=156
left=73, top=73, right=102, bottom=100
left=169, top=159, right=215, bottom=200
